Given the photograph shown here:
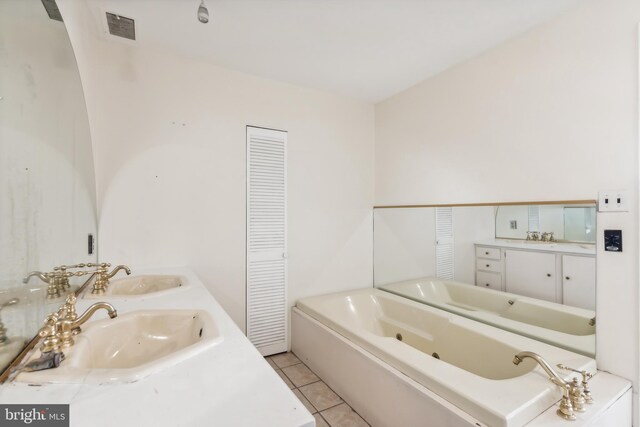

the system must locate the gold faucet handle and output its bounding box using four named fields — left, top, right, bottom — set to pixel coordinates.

left=70, top=268, right=107, bottom=277
left=38, top=324, right=55, bottom=338
left=50, top=271, right=74, bottom=278
left=54, top=263, right=89, bottom=272
left=86, top=262, right=111, bottom=269
left=42, top=272, right=57, bottom=281
left=38, top=323, right=62, bottom=354
left=557, top=364, right=594, bottom=382
left=62, top=295, right=78, bottom=318
left=43, top=313, right=58, bottom=327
